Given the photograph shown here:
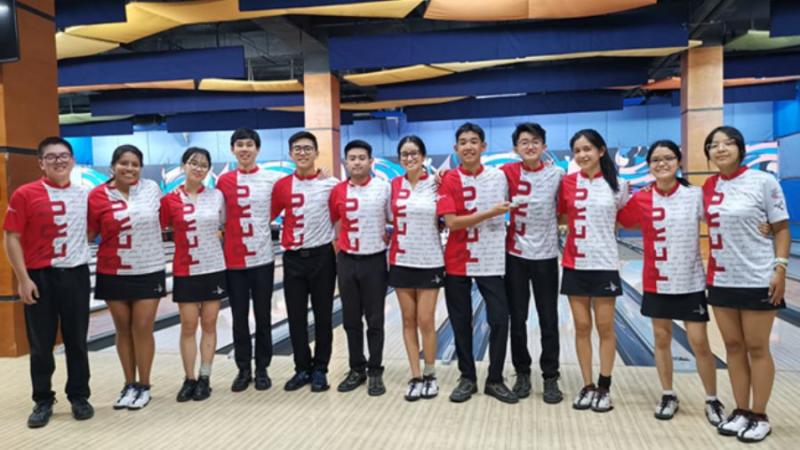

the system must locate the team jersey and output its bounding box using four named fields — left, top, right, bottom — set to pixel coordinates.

left=271, top=171, right=338, bottom=251
left=618, top=183, right=706, bottom=294
left=437, top=165, right=508, bottom=277
left=703, top=167, right=789, bottom=288
left=501, top=161, right=563, bottom=260
left=160, top=186, right=226, bottom=277
left=216, top=166, right=282, bottom=269
left=3, top=177, right=90, bottom=269
left=329, top=176, right=391, bottom=255
left=558, top=172, right=629, bottom=271
left=88, top=179, right=165, bottom=275
left=389, top=173, right=444, bottom=268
